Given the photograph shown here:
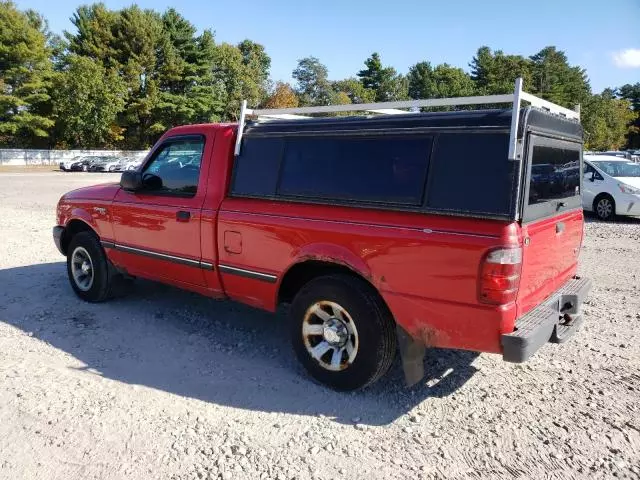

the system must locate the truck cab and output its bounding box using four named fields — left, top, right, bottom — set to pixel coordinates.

left=53, top=80, right=591, bottom=391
